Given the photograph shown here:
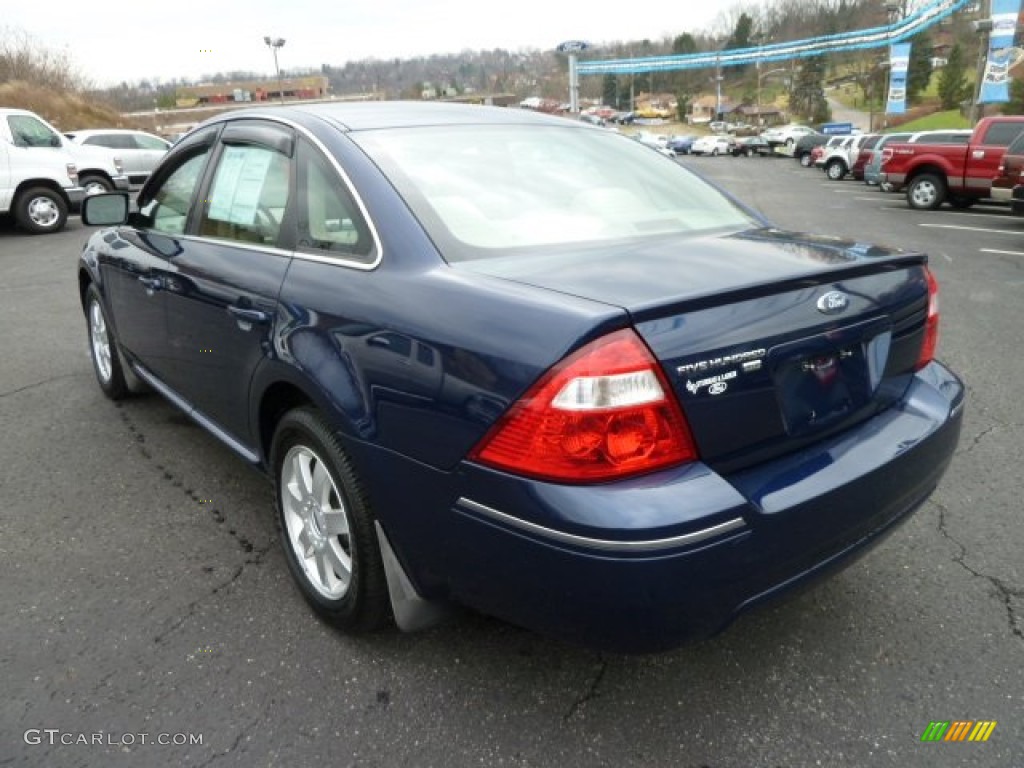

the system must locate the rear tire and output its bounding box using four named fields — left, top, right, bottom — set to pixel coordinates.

left=906, top=174, right=946, bottom=211
left=799, top=153, right=813, bottom=167
left=13, top=186, right=67, bottom=234
left=272, top=408, right=391, bottom=632
left=80, top=175, right=113, bottom=196
left=949, top=196, right=976, bottom=210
